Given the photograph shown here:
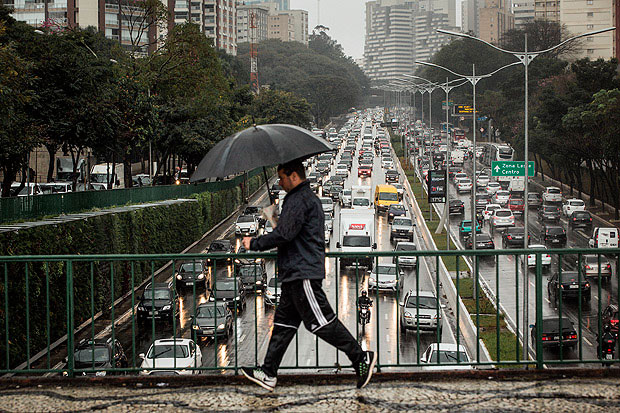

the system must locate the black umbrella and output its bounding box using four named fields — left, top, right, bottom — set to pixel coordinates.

left=190, top=124, right=334, bottom=203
